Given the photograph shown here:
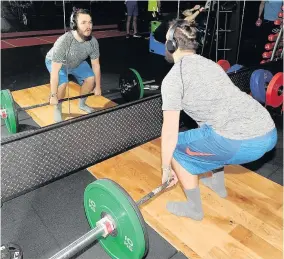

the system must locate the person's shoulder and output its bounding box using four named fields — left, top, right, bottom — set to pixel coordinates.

left=55, top=31, right=73, bottom=43
left=161, top=63, right=181, bottom=86
left=183, top=54, right=216, bottom=67
left=91, top=36, right=99, bottom=44
left=183, top=53, right=206, bottom=62
left=167, top=63, right=180, bottom=76
left=91, top=35, right=98, bottom=41
left=59, top=31, right=72, bottom=39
